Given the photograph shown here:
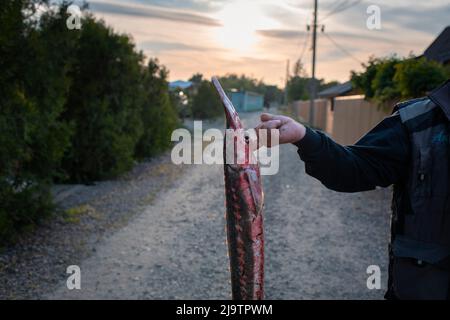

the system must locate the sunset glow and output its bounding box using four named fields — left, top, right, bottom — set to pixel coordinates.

left=86, top=0, right=450, bottom=86
left=213, top=1, right=279, bottom=53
